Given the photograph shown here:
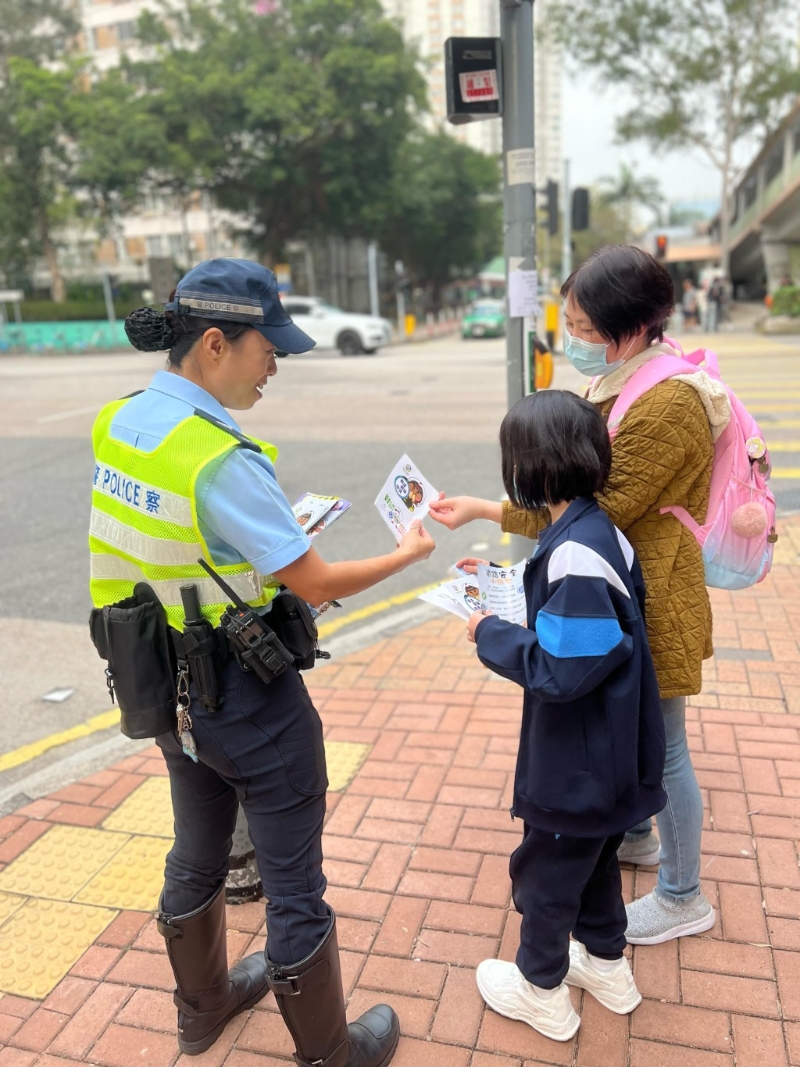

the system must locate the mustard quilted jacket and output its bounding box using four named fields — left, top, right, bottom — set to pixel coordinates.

left=502, top=379, right=716, bottom=698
